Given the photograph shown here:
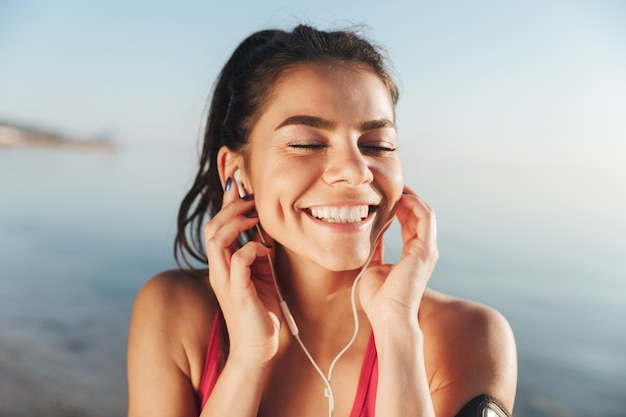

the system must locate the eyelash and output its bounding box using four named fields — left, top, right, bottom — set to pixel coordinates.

left=361, top=145, right=397, bottom=154
left=287, top=143, right=397, bottom=154
left=288, top=143, right=325, bottom=150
